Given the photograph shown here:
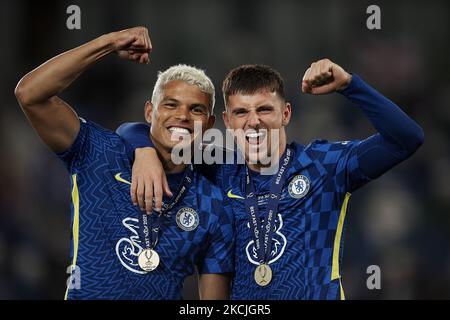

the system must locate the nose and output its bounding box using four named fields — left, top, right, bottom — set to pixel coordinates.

left=247, top=110, right=260, bottom=129
left=174, top=105, right=190, bottom=121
